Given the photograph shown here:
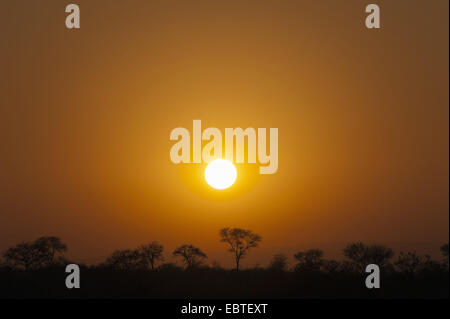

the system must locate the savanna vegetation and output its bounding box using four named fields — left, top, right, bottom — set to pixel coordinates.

left=0, top=230, right=448, bottom=298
